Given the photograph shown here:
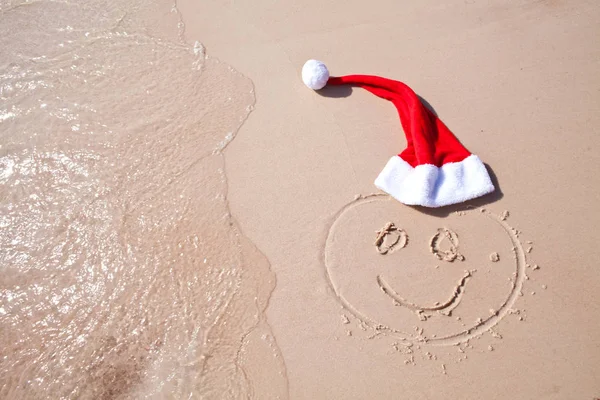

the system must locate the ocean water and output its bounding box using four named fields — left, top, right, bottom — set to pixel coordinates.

left=0, top=1, right=287, bottom=398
